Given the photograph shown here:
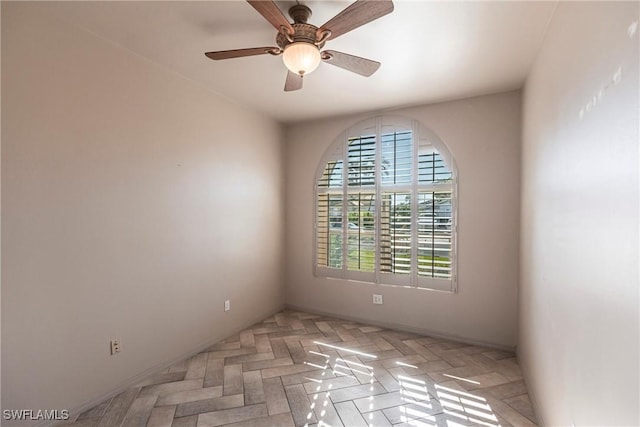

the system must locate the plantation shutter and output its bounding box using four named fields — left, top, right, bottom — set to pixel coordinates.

left=314, top=117, right=457, bottom=292
left=415, top=137, right=455, bottom=291
left=343, top=124, right=377, bottom=282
